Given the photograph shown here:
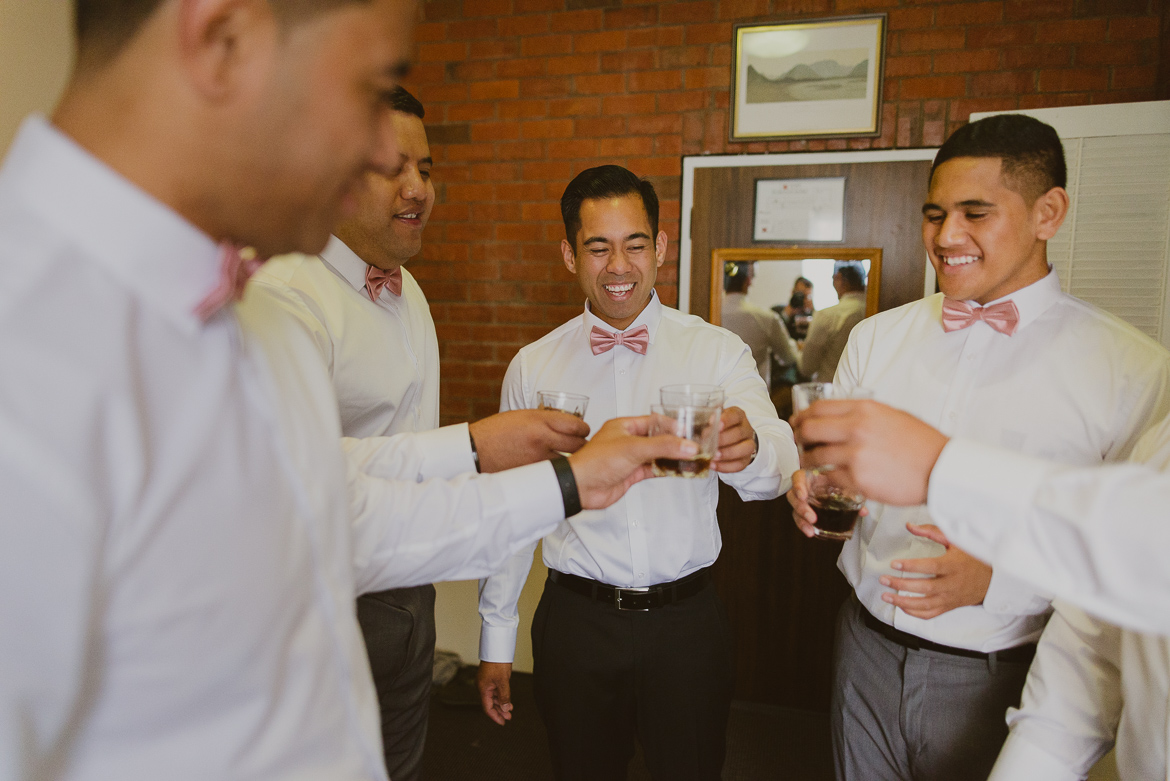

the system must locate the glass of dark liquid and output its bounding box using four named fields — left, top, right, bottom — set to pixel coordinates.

left=791, top=383, right=873, bottom=541
left=805, top=469, right=865, bottom=541
left=649, top=403, right=721, bottom=478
